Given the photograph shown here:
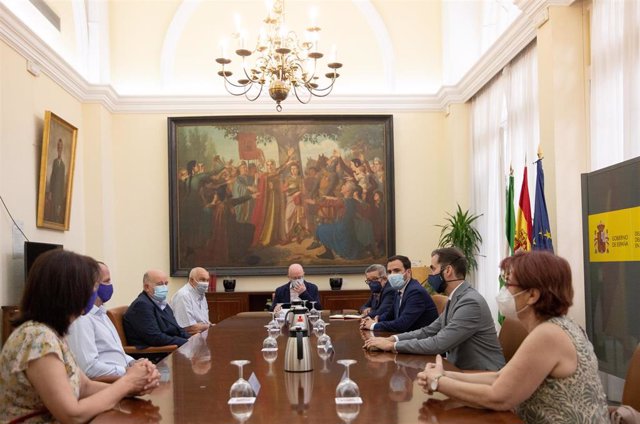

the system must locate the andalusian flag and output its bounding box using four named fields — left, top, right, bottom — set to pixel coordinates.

left=532, top=159, right=554, bottom=251
left=499, top=170, right=516, bottom=324
left=506, top=170, right=516, bottom=255
left=514, top=166, right=533, bottom=252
